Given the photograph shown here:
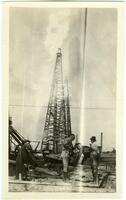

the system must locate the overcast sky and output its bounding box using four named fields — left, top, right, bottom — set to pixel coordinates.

left=9, top=7, right=117, bottom=151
